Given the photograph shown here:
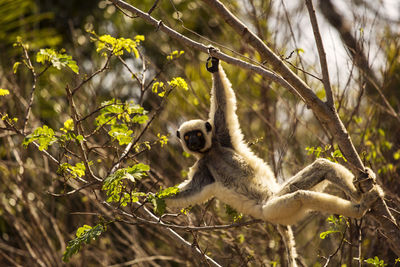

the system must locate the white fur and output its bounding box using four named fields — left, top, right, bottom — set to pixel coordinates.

left=165, top=183, right=215, bottom=208
left=209, top=66, right=280, bottom=193
left=213, top=183, right=264, bottom=219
